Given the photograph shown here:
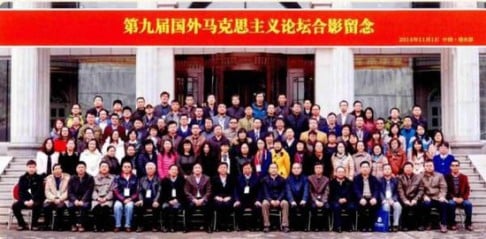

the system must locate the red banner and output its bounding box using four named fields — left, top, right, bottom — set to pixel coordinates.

left=0, top=10, right=485, bottom=46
